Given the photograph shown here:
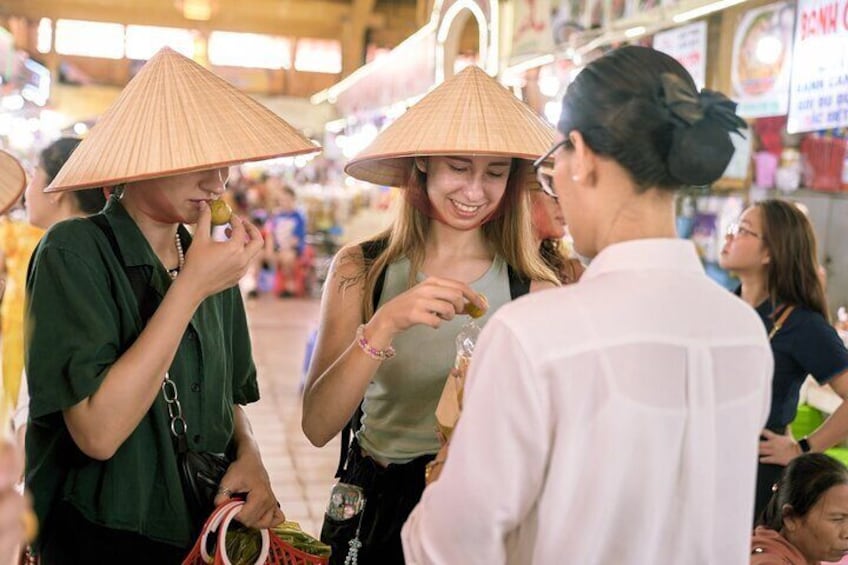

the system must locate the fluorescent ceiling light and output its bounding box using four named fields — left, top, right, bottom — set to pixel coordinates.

left=673, top=0, right=748, bottom=23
